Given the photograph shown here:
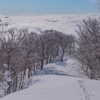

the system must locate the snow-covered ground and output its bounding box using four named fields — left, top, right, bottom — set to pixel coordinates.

left=0, top=58, right=100, bottom=100
left=0, top=14, right=100, bottom=100
left=0, top=14, right=100, bottom=36
left=40, top=58, right=87, bottom=78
